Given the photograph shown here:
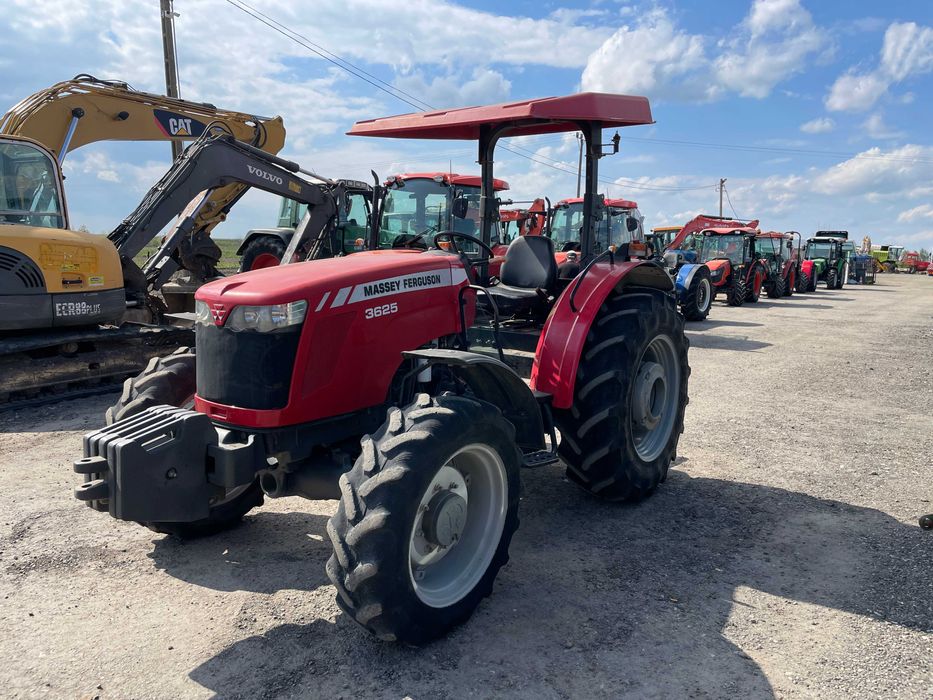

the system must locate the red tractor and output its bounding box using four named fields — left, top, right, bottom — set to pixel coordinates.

left=697, top=226, right=768, bottom=306
left=900, top=251, right=931, bottom=274
left=74, top=93, right=690, bottom=645
left=755, top=231, right=800, bottom=298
